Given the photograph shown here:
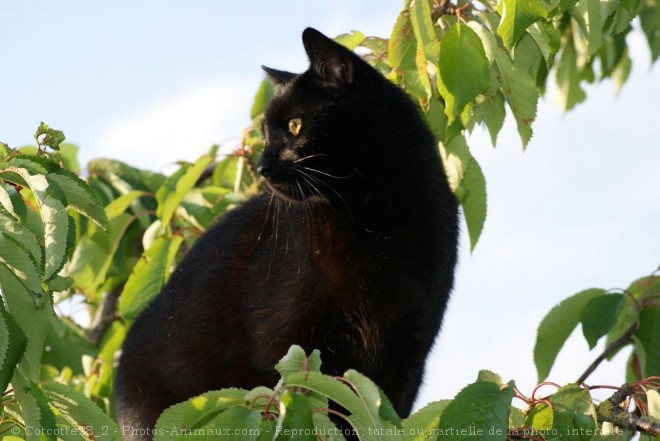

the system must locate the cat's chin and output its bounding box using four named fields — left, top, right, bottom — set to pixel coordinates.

left=264, top=180, right=324, bottom=204
left=264, top=180, right=305, bottom=202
